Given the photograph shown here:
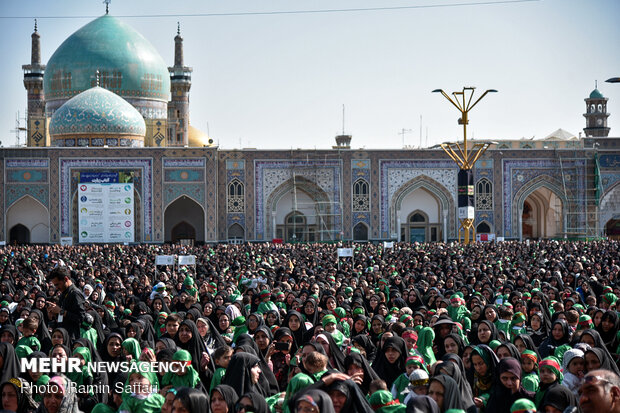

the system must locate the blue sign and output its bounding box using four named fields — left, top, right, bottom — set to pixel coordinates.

left=80, top=172, right=119, bottom=183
